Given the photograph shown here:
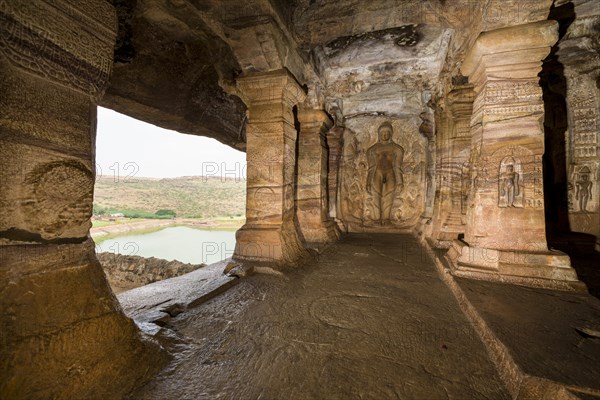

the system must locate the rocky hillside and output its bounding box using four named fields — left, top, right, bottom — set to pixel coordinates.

left=94, top=175, right=245, bottom=218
